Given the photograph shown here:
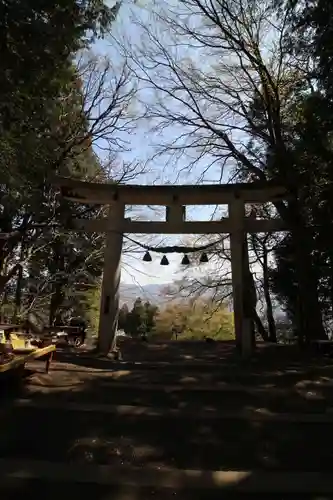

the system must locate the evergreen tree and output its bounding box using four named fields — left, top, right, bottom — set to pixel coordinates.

left=127, top=298, right=146, bottom=336
left=118, top=303, right=129, bottom=332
